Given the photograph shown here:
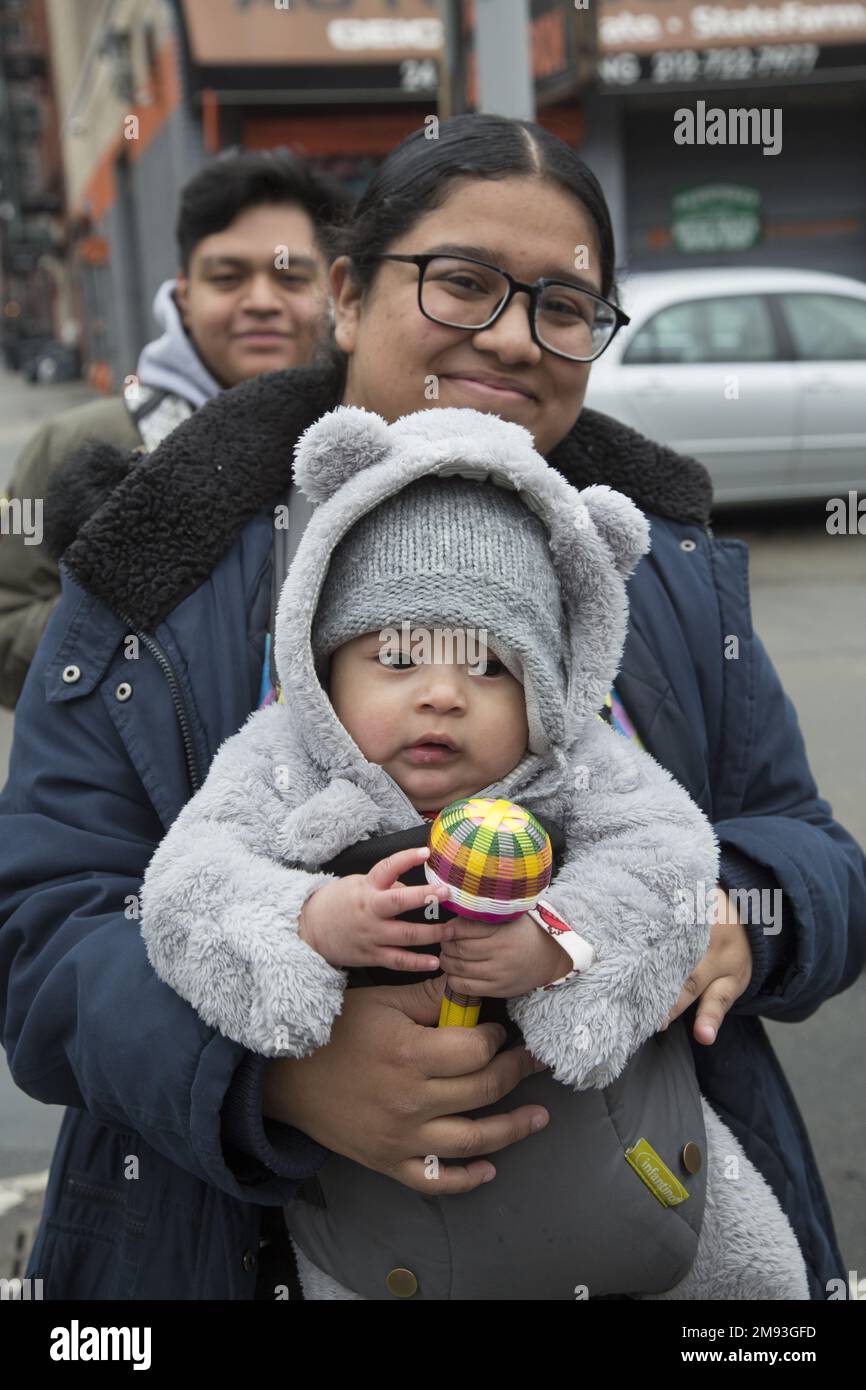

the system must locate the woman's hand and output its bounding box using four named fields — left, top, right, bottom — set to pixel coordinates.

left=438, top=912, right=572, bottom=997
left=262, top=976, right=551, bottom=1195
left=659, top=885, right=754, bottom=1044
